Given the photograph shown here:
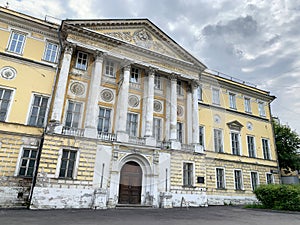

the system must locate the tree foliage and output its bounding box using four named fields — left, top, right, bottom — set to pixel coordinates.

left=273, top=120, right=300, bottom=171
